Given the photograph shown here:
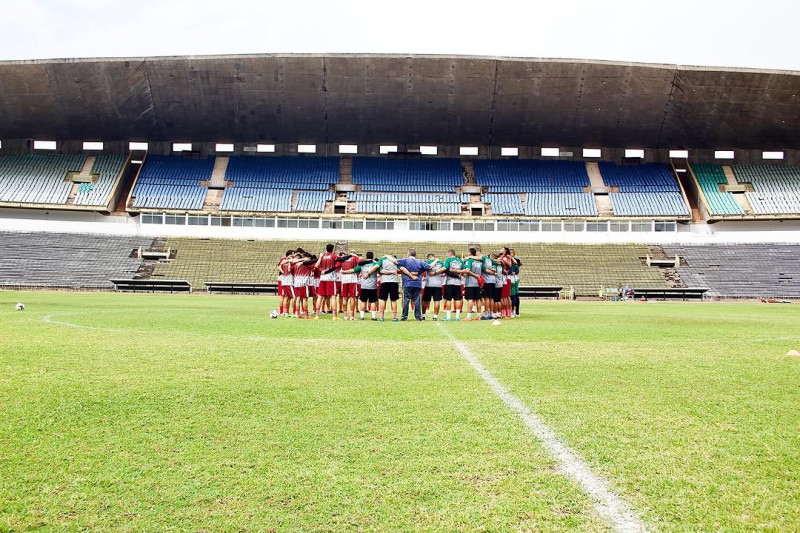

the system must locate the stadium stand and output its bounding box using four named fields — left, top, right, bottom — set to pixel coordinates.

left=219, top=156, right=339, bottom=212
left=484, top=193, right=524, bottom=215
left=131, top=155, right=213, bottom=210
left=0, top=154, right=86, bottom=205
left=690, top=163, right=745, bottom=216
left=474, top=160, right=590, bottom=191
left=294, top=190, right=335, bottom=212
left=147, top=238, right=671, bottom=297
left=598, top=162, right=690, bottom=217
left=662, top=244, right=800, bottom=299
left=220, top=189, right=292, bottom=212
left=511, top=243, right=669, bottom=296
left=475, top=160, right=598, bottom=217
left=350, top=192, right=467, bottom=215
left=351, top=157, right=462, bottom=192
left=0, top=232, right=152, bottom=289
left=525, top=192, right=598, bottom=217
left=732, top=165, right=800, bottom=215
left=73, top=155, right=126, bottom=207
left=223, top=156, right=338, bottom=190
